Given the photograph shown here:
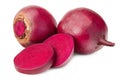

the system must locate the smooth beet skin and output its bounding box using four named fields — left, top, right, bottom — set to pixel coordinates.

left=44, top=33, right=74, bottom=67
left=14, top=43, right=54, bottom=74
left=57, top=8, right=115, bottom=54
left=13, top=5, right=57, bottom=47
